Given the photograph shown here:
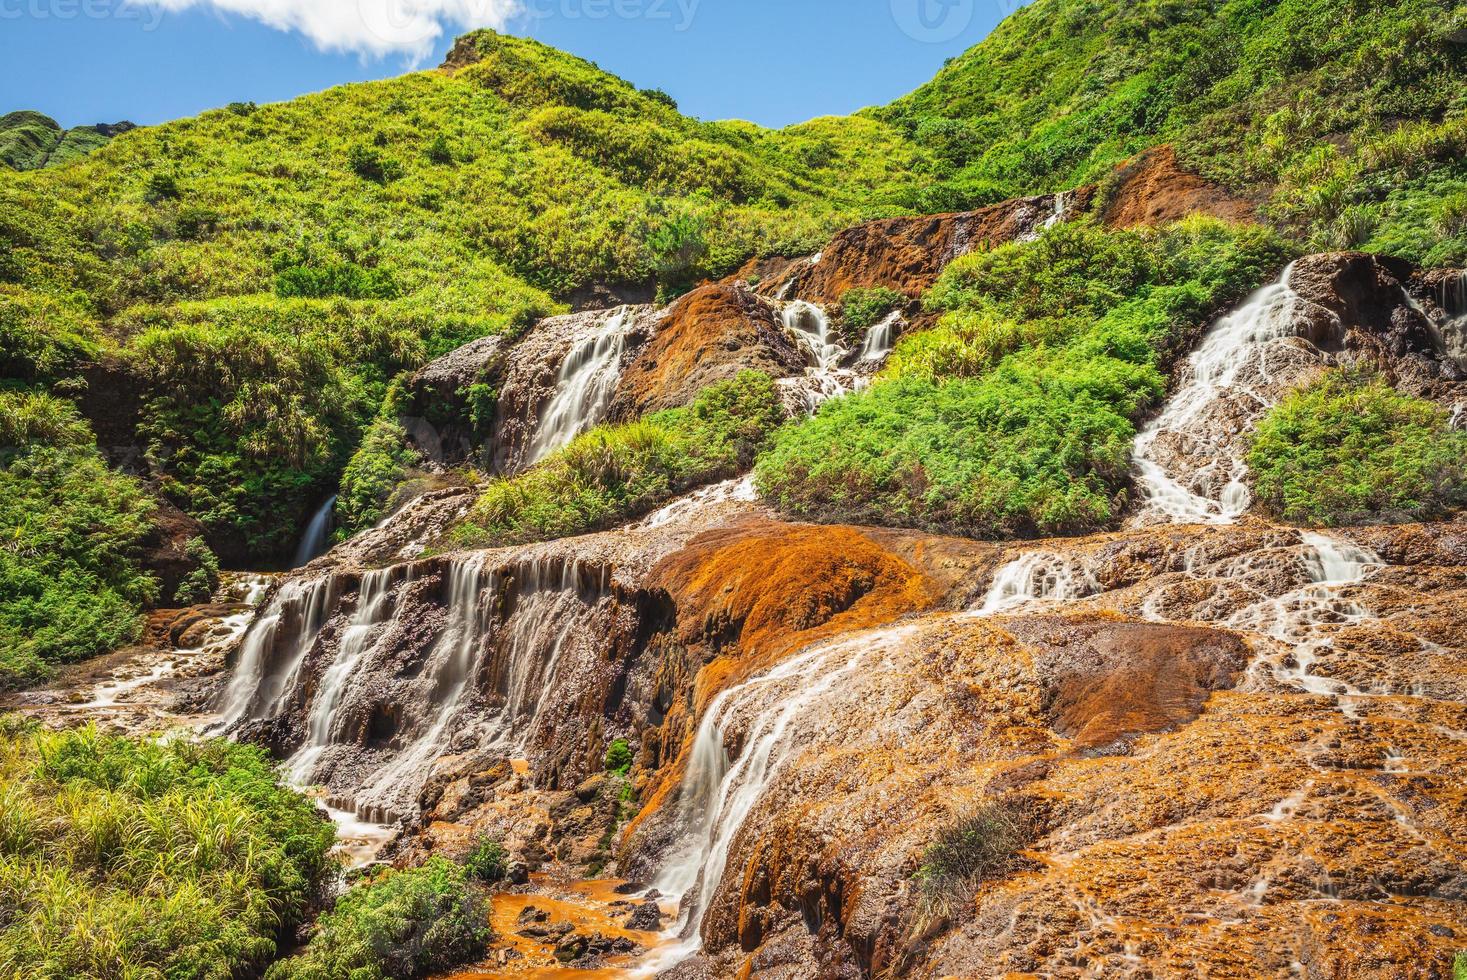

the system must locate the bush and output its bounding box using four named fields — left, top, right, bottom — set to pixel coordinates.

left=173, top=536, right=221, bottom=605
left=1248, top=370, right=1467, bottom=526
left=336, top=418, right=422, bottom=536
left=0, top=723, right=337, bottom=978
left=757, top=219, right=1293, bottom=537
left=1455, top=951, right=1467, bottom=980
left=915, top=800, right=1033, bottom=913
left=266, top=858, right=490, bottom=980
left=0, top=392, right=160, bottom=688
left=449, top=371, right=783, bottom=548
left=463, top=835, right=507, bottom=883
left=603, top=738, right=633, bottom=775
left=840, top=286, right=907, bottom=332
